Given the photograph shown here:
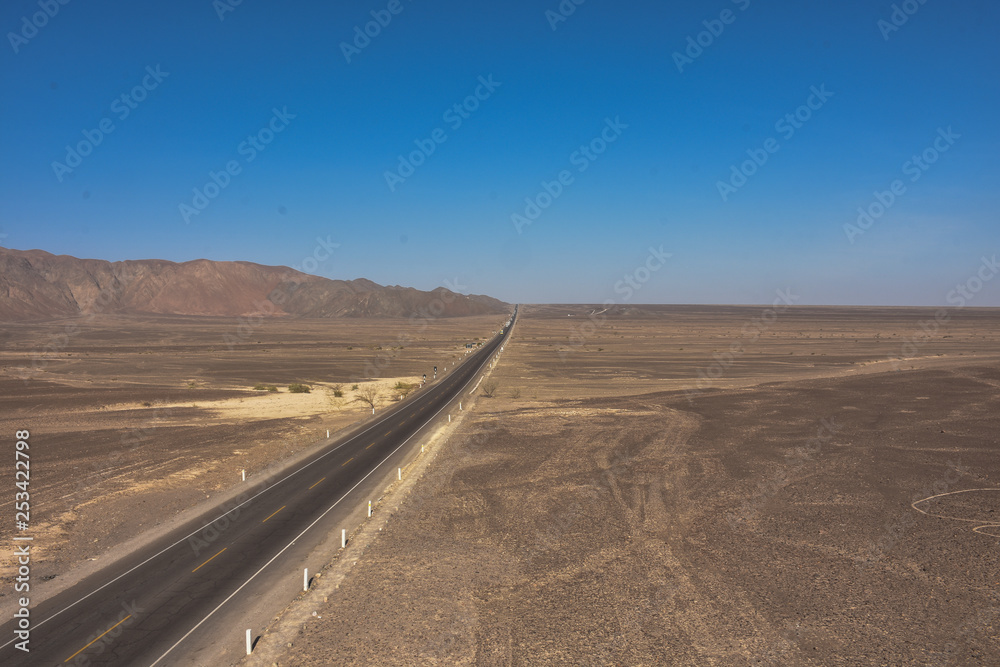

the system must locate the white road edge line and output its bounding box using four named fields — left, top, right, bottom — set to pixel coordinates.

left=0, top=324, right=509, bottom=654
left=148, top=327, right=507, bottom=665
left=0, top=348, right=474, bottom=651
